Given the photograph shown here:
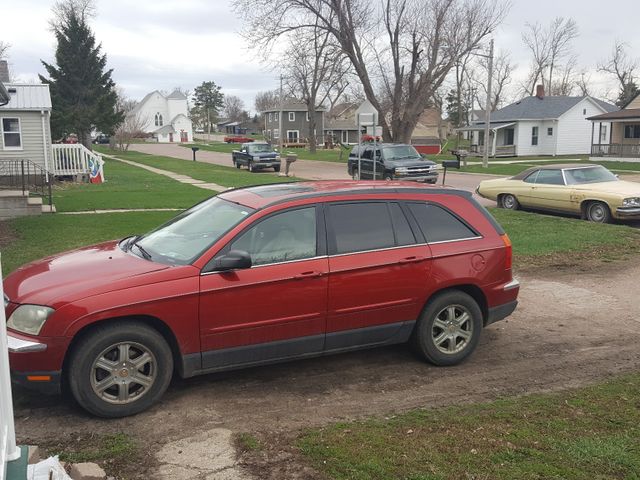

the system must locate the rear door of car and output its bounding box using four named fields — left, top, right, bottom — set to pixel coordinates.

left=324, top=200, right=433, bottom=350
